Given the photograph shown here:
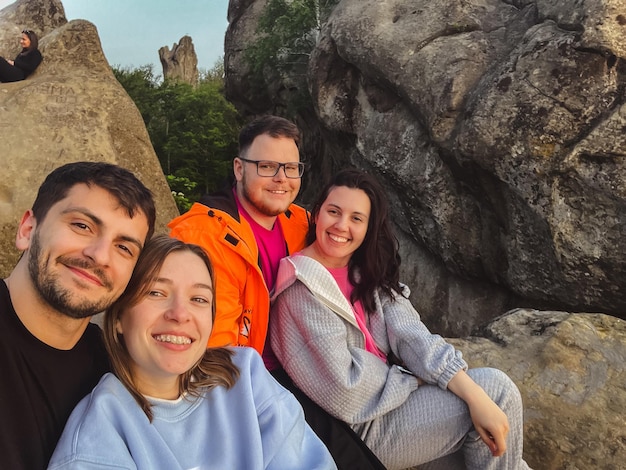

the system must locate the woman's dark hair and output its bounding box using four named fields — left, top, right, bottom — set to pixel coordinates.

left=21, top=29, right=38, bottom=51
left=307, top=168, right=402, bottom=312
left=104, top=235, right=240, bottom=421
